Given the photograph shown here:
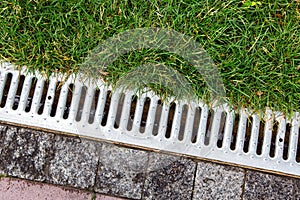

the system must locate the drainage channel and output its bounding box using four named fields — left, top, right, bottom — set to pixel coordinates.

left=0, top=62, right=299, bottom=177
